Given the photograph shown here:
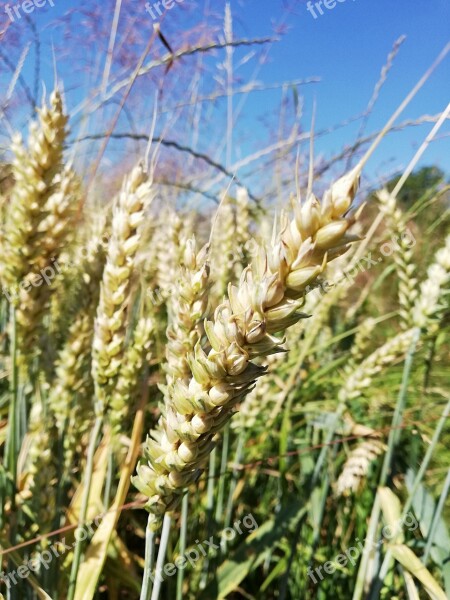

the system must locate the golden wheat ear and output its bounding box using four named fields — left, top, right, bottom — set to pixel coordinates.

left=133, top=163, right=363, bottom=531
left=91, top=163, right=154, bottom=410
left=109, top=316, right=154, bottom=437
left=335, top=438, right=386, bottom=497
left=1, top=90, right=69, bottom=290
left=0, top=91, right=80, bottom=364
